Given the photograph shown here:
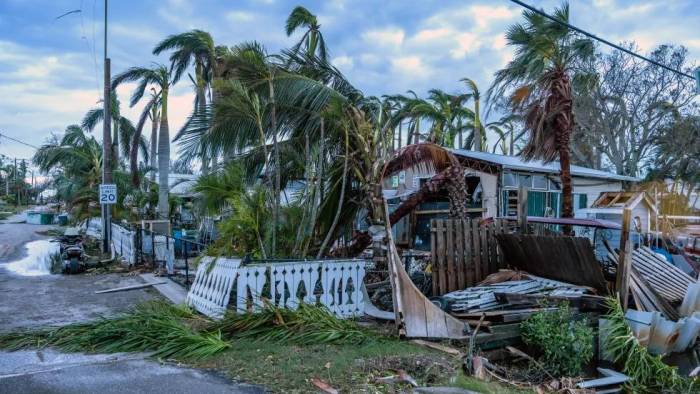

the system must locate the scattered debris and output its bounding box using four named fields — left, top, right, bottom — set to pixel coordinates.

left=410, top=340, right=462, bottom=357
left=496, top=233, right=608, bottom=292
left=374, top=369, right=418, bottom=387
left=94, top=281, right=167, bottom=294
left=577, top=368, right=629, bottom=391
left=310, top=377, right=338, bottom=394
